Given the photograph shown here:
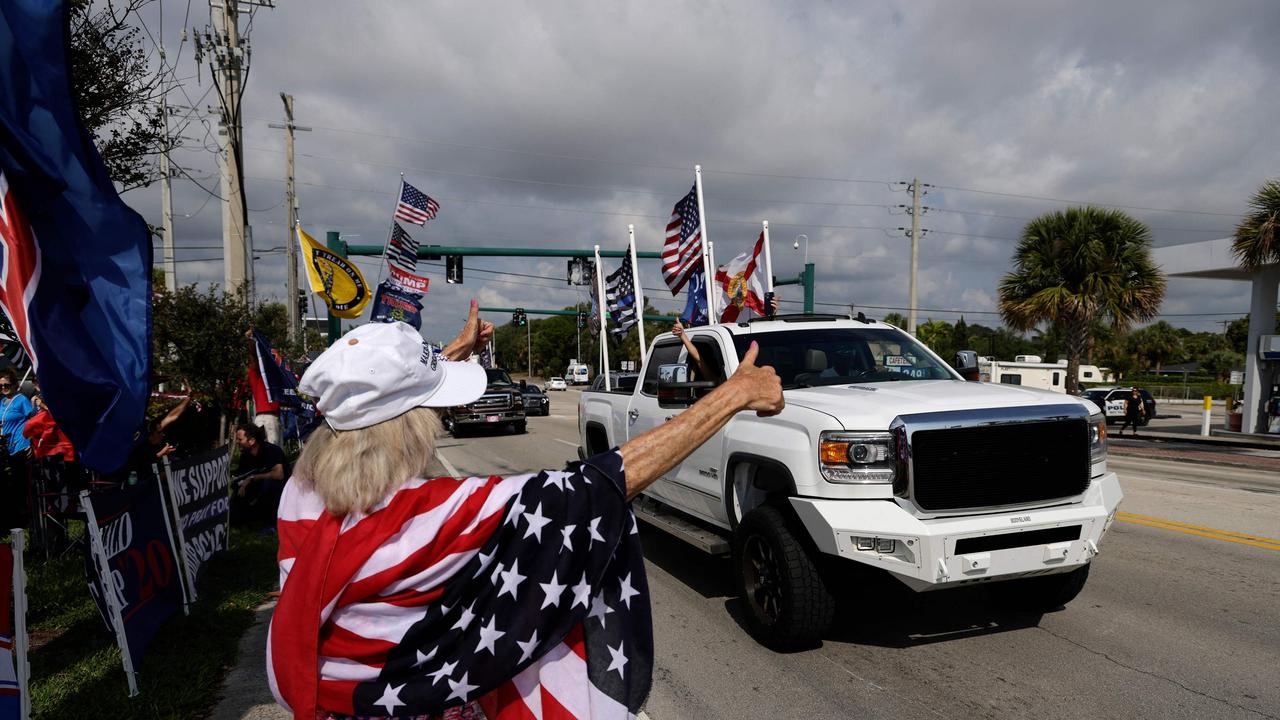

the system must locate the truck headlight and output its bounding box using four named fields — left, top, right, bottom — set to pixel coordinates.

left=1089, top=413, right=1107, bottom=463
left=819, top=431, right=896, bottom=484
